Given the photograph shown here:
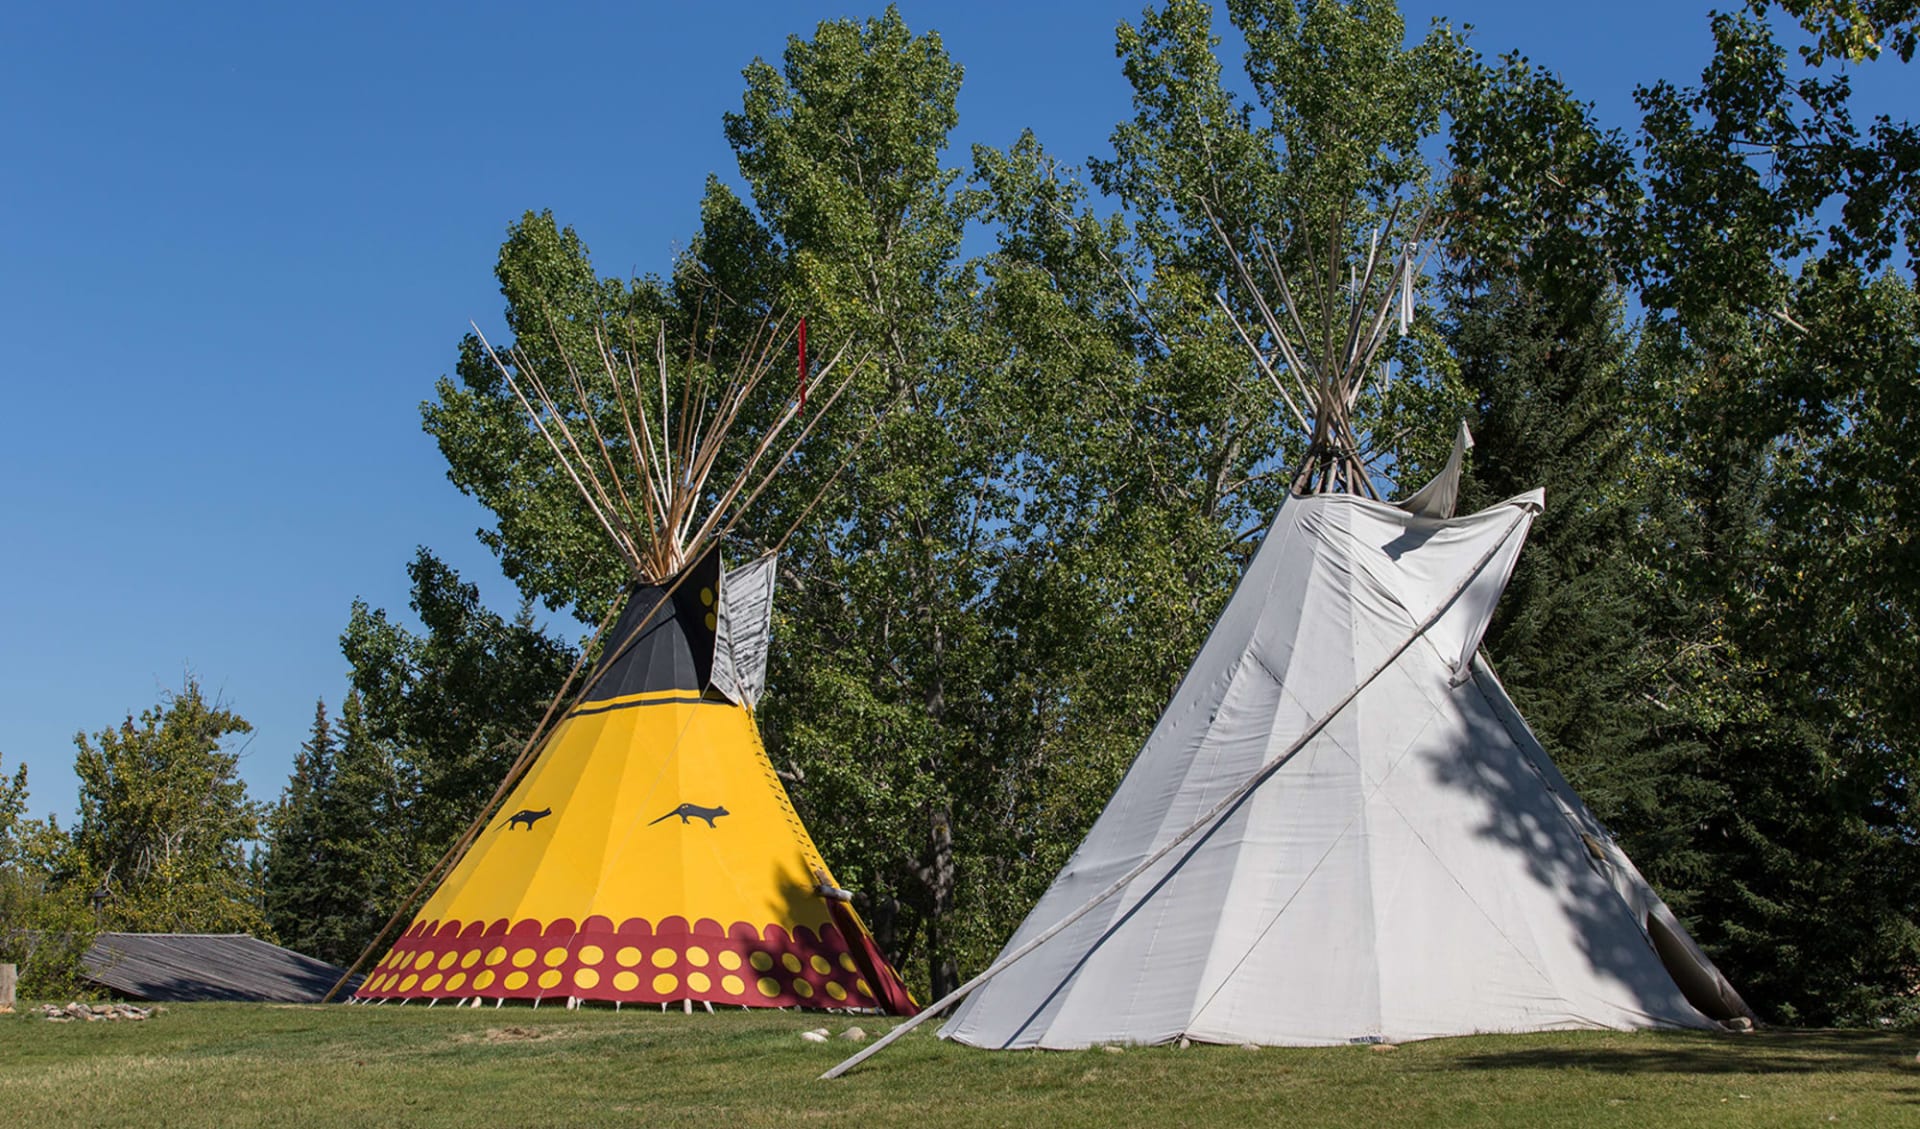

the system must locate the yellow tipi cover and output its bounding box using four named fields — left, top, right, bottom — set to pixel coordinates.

left=354, top=550, right=917, bottom=1013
